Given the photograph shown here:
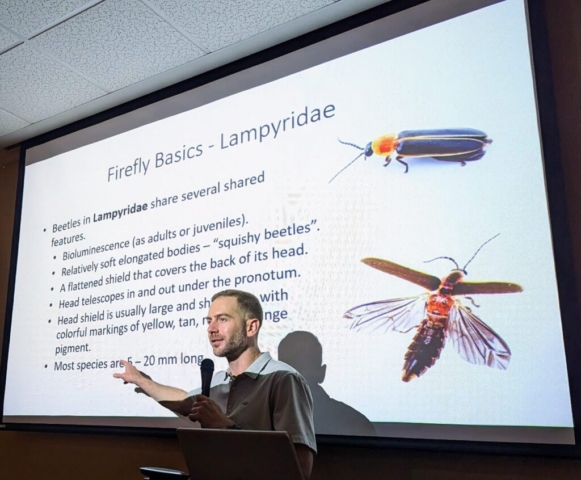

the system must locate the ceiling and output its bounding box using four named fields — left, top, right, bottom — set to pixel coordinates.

left=0, top=0, right=390, bottom=149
